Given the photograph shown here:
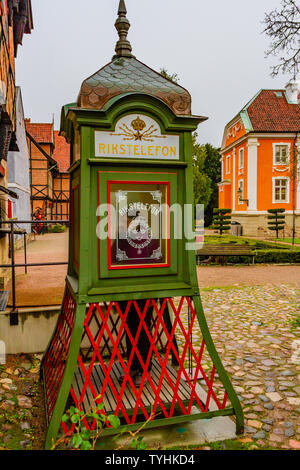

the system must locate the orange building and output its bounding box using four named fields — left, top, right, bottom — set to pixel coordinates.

left=25, top=121, right=70, bottom=221
left=219, top=82, right=300, bottom=236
